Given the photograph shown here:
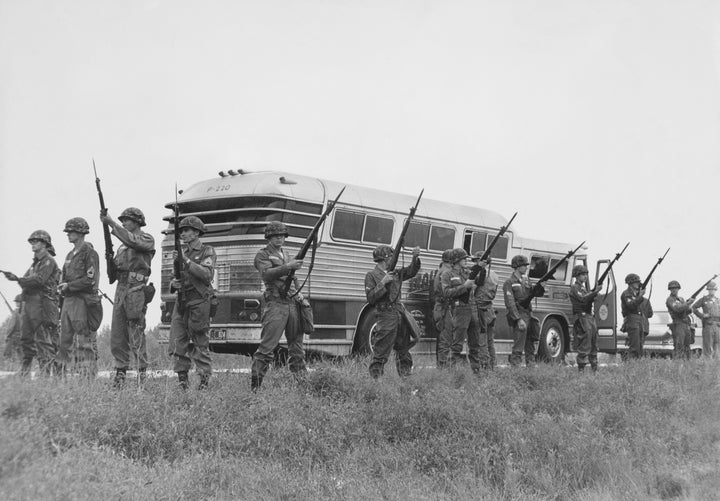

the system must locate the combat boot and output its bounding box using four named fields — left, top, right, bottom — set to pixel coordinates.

left=177, top=371, right=189, bottom=391
left=590, top=363, right=598, bottom=373
left=251, top=375, right=262, bottom=392
left=112, top=368, right=127, bottom=388
left=18, top=359, right=32, bottom=377
left=198, top=373, right=210, bottom=390
left=578, top=363, right=586, bottom=372
left=138, top=368, right=147, bottom=386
